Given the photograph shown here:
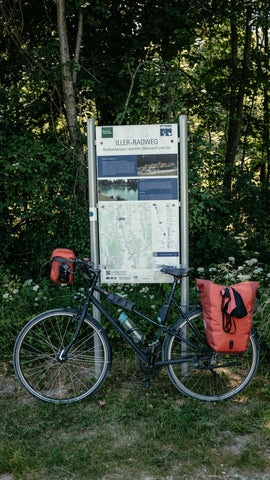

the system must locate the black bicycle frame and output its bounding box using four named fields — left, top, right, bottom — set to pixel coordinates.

left=91, top=279, right=202, bottom=368
left=59, top=271, right=202, bottom=367
left=58, top=267, right=245, bottom=372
